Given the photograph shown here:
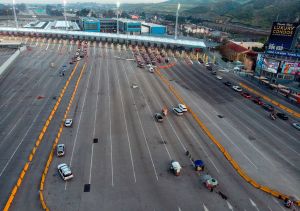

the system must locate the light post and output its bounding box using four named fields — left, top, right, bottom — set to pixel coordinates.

left=175, top=3, right=180, bottom=40
left=12, top=0, right=19, bottom=29
left=63, top=0, right=68, bottom=30
left=116, top=2, right=120, bottom=34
